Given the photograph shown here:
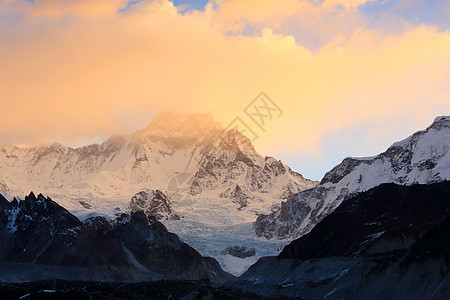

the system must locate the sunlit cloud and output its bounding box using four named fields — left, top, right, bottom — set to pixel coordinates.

left=0, top=0, right=449, bottom=179
left=322, top=0, right=380, bottom=10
